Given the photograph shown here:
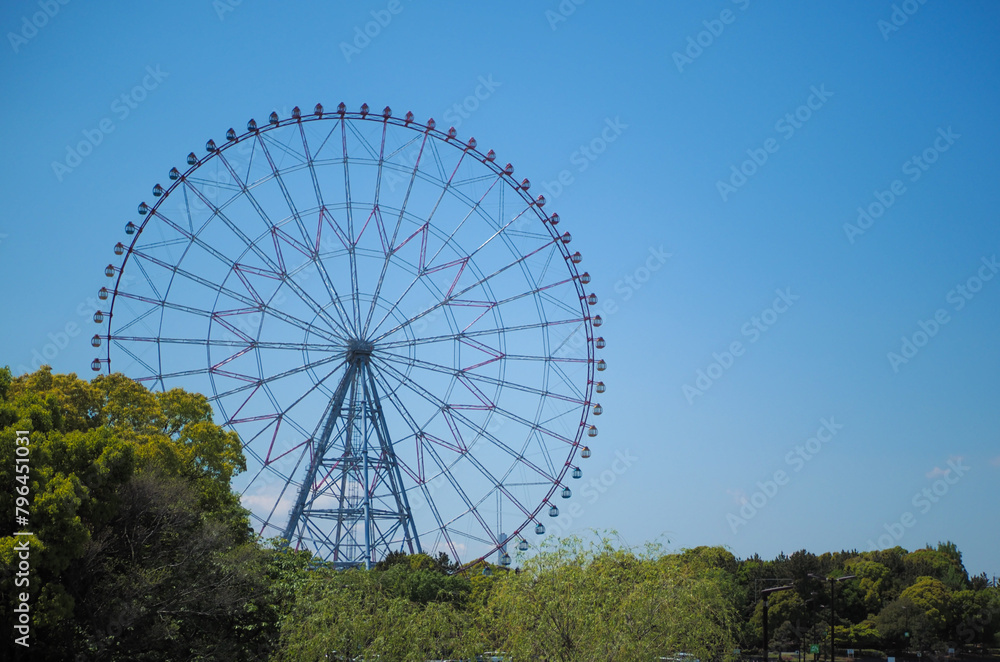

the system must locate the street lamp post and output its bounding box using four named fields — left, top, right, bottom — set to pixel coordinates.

left=809, top=574, right=856, bottom=662
left=762, top=584, right=796, bottom=662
